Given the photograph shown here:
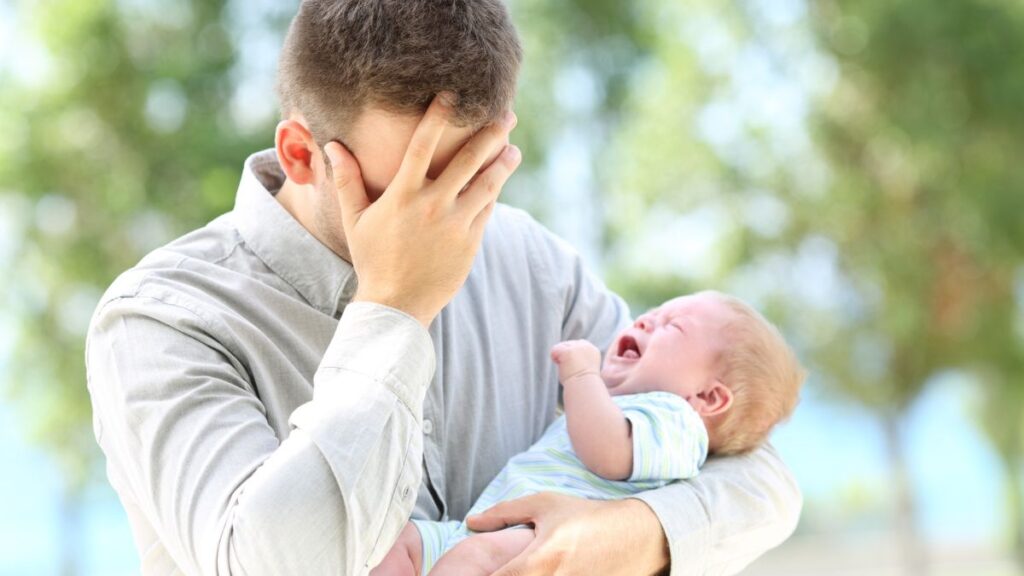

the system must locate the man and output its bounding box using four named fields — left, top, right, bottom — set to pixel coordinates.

left=86, top=1, right=801, bottom=575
